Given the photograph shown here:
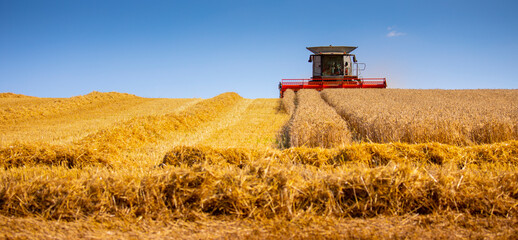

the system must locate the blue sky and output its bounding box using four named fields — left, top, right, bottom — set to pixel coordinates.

left=1, top=0, right=517, bottom=98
